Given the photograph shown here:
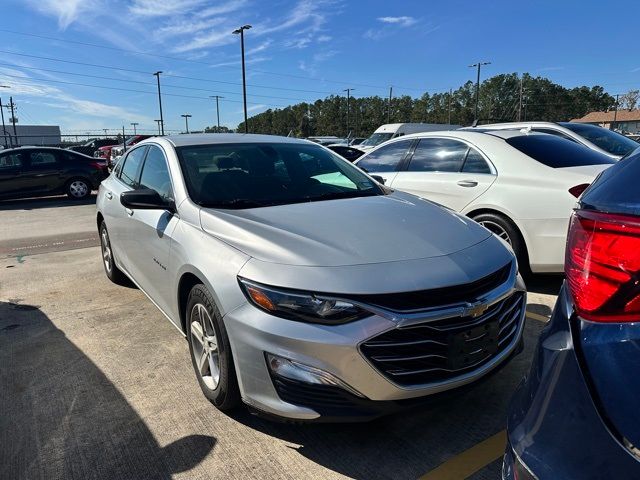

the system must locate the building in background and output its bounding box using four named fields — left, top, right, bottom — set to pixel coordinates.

left=571, top=110, right=640, bottom=134
left=0, top=125, right=62, bottom=147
